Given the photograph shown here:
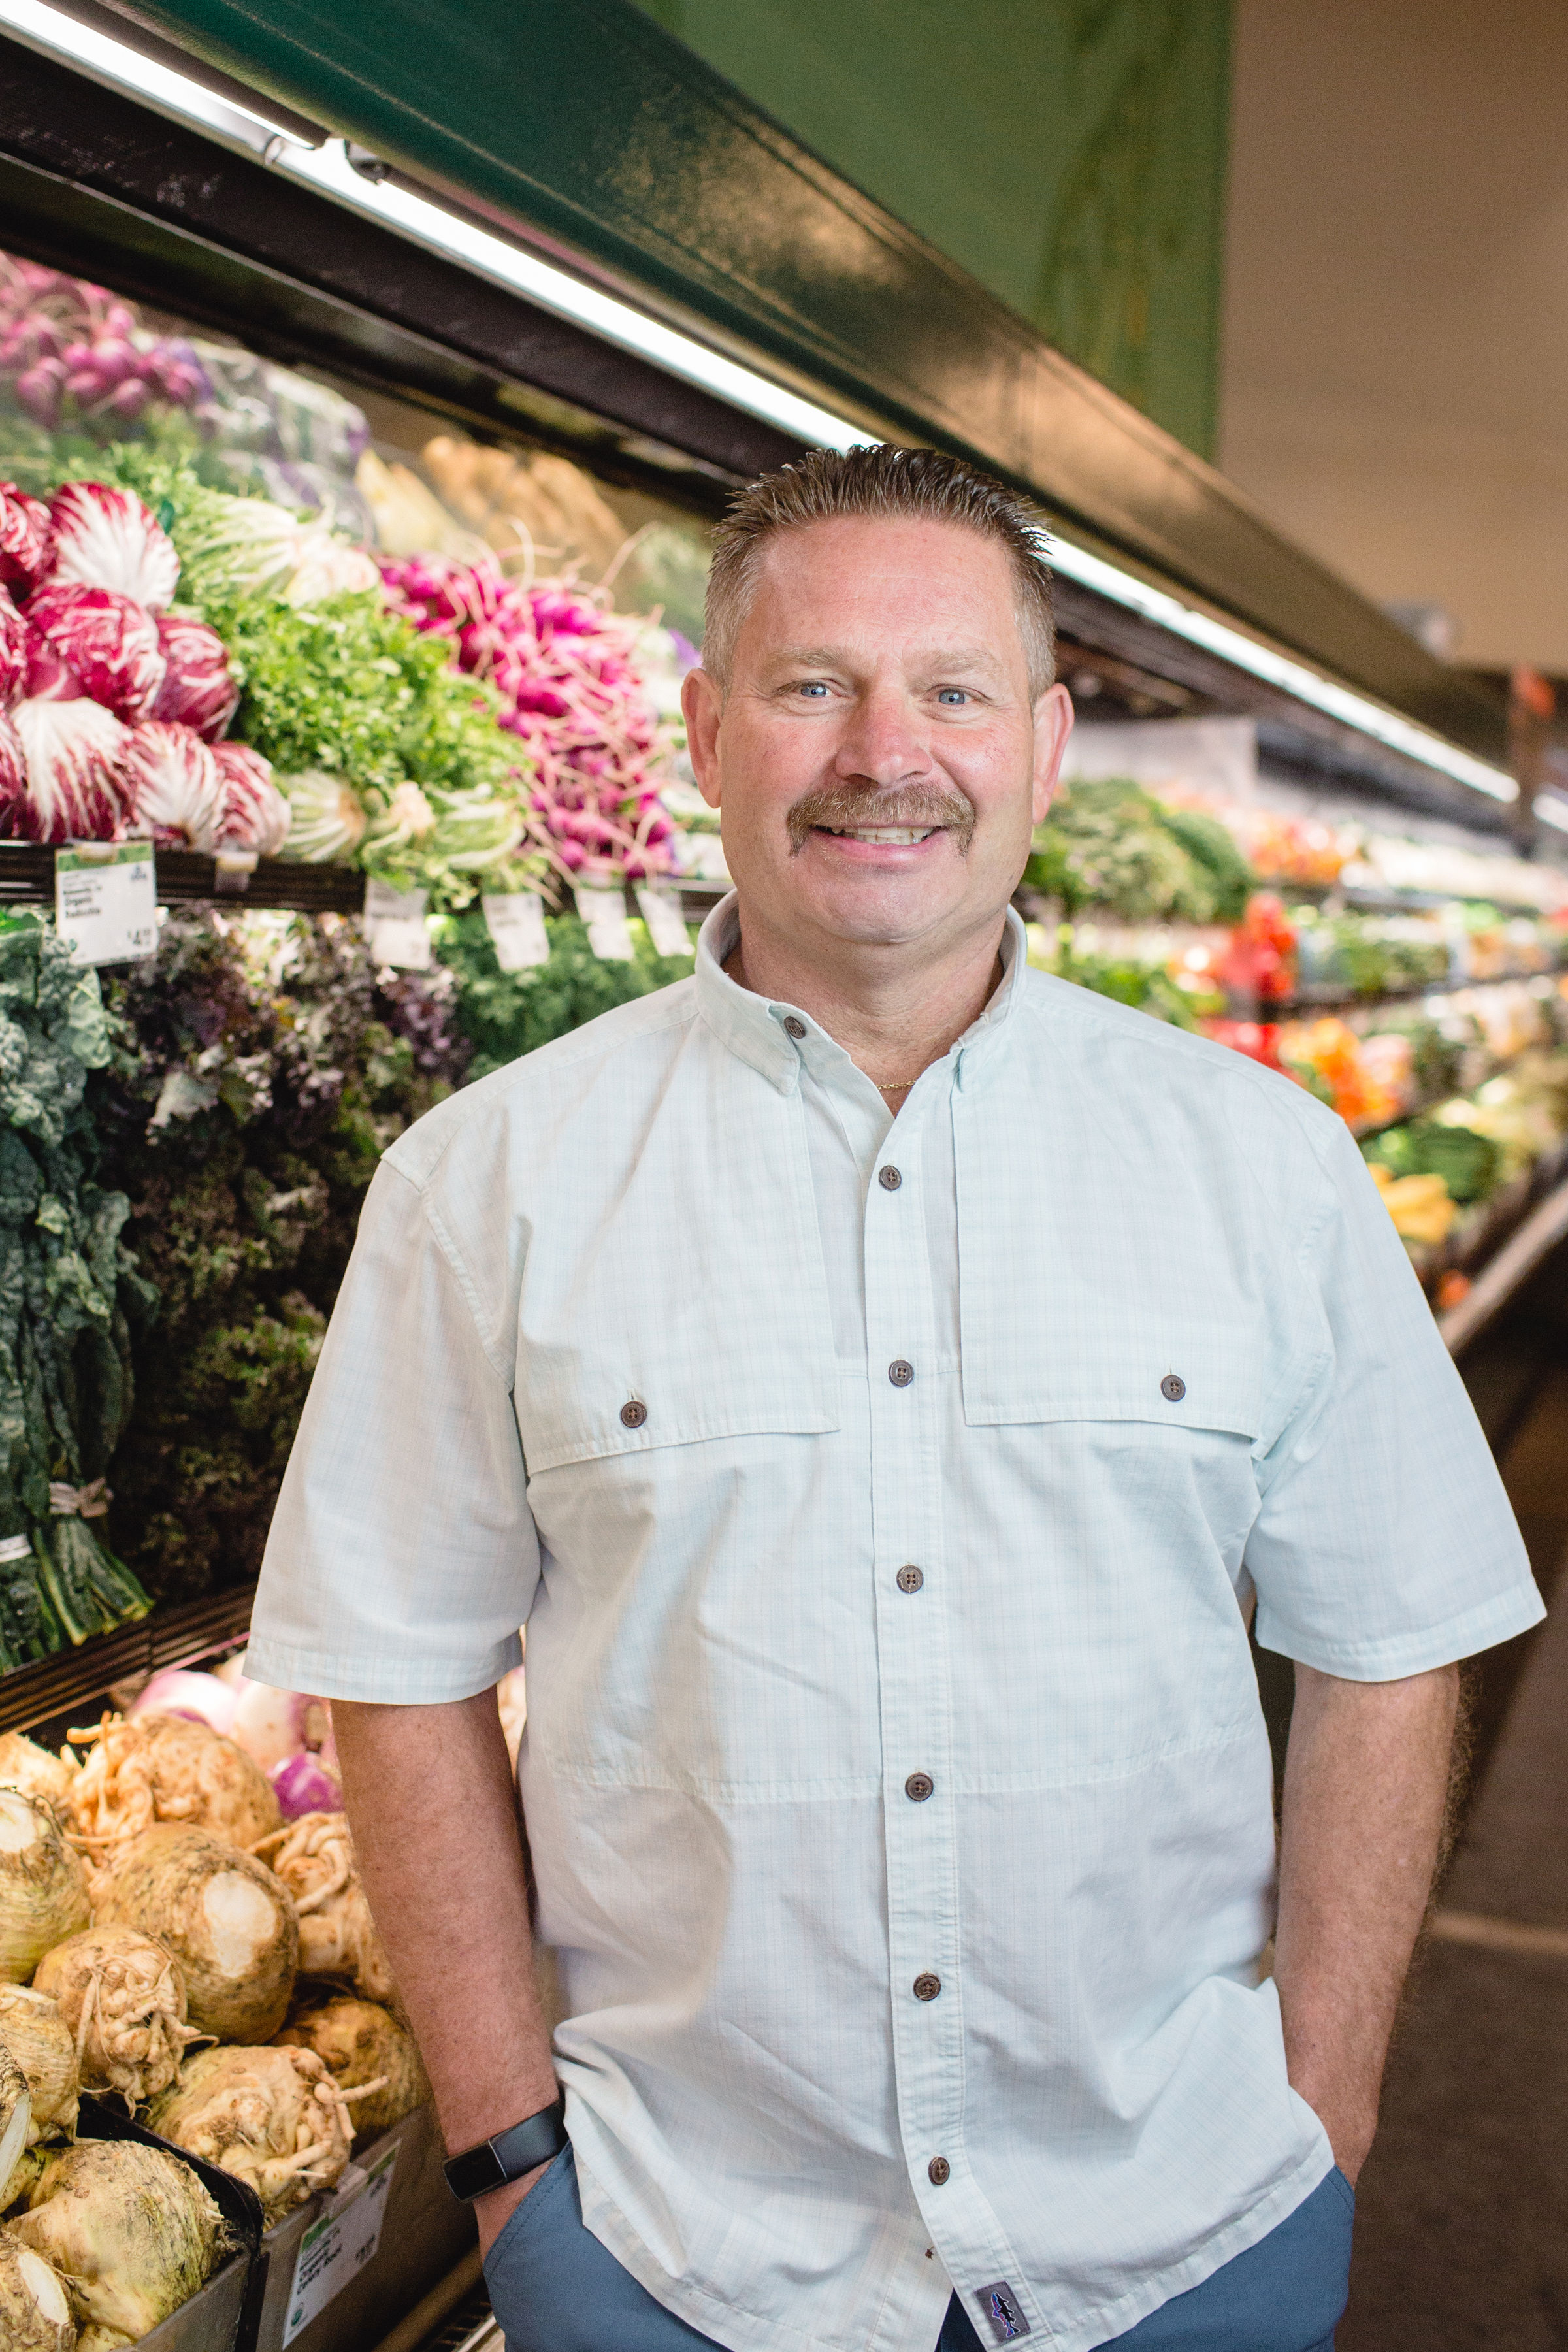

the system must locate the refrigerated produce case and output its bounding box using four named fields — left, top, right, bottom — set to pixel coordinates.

left=0, top=3, right=1564, bottom=2341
